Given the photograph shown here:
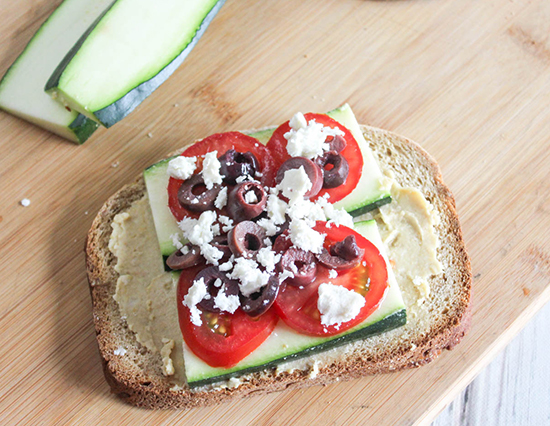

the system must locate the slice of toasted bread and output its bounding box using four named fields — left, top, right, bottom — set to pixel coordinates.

left=85, top=125, right=472, bottom=409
